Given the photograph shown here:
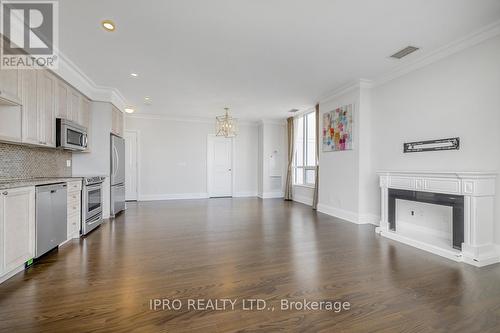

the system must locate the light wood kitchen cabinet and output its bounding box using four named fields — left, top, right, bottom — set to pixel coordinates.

left=0, top=68, right=22, bottom=105
left=1, top=68, right=92, bottom=148
left=66, top=181, right=82, bottom=239
left=21, top=69, right=39, bottom=144
left=0, top=186, right=36, bottom=280
left=55, top=81, right=89, bottom=128
left=68, top=88, right=81, bottom=124
left=111, top=106, right=124, bottom=137
left=36, top=70, right=56, bottom=147
left=55, top=80, right=68, bottom=120
left=20, top=69, right=56, bottom=147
